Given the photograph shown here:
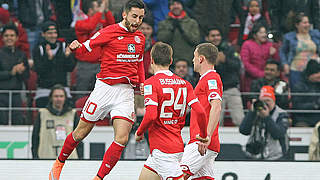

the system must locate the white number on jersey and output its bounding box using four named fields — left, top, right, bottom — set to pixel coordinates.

left=160, top=87, right=187, bottom=118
